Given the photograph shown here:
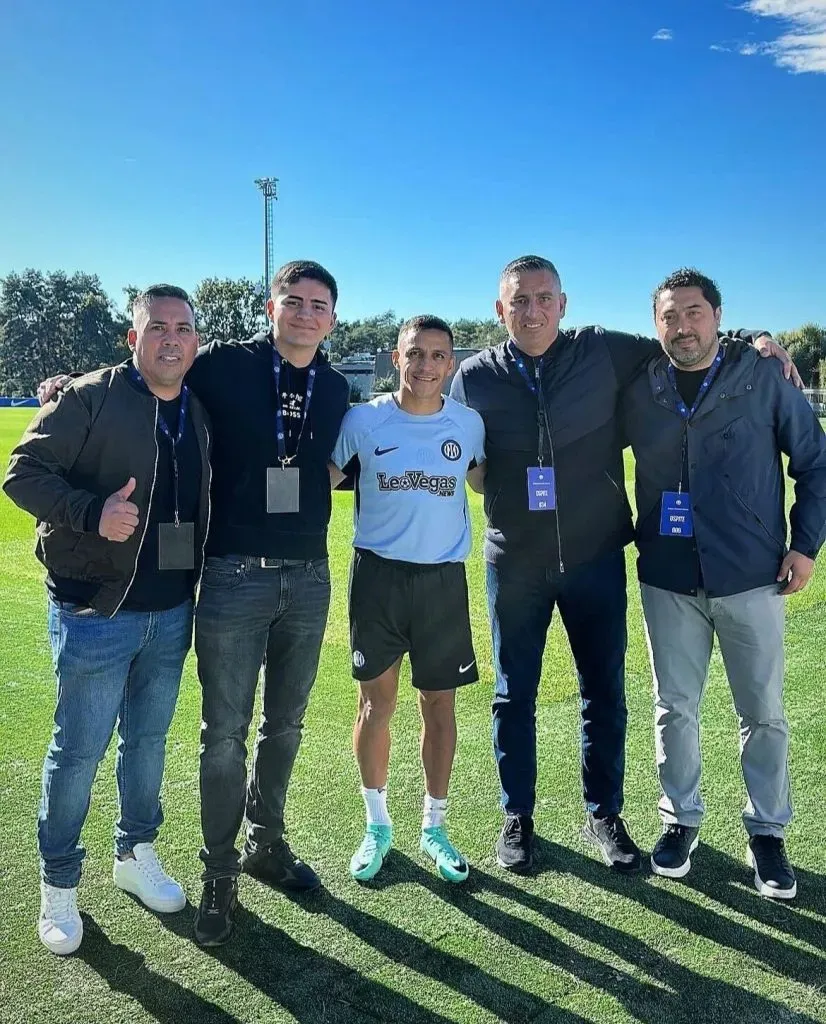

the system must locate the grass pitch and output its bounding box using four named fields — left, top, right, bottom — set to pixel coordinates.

left=0, top=407, right=824, bottom=1024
